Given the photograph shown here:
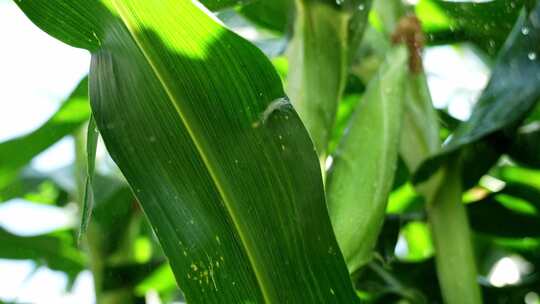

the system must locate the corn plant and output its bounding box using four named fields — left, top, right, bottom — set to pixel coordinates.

left=2, top=0, right=540, bottom=303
